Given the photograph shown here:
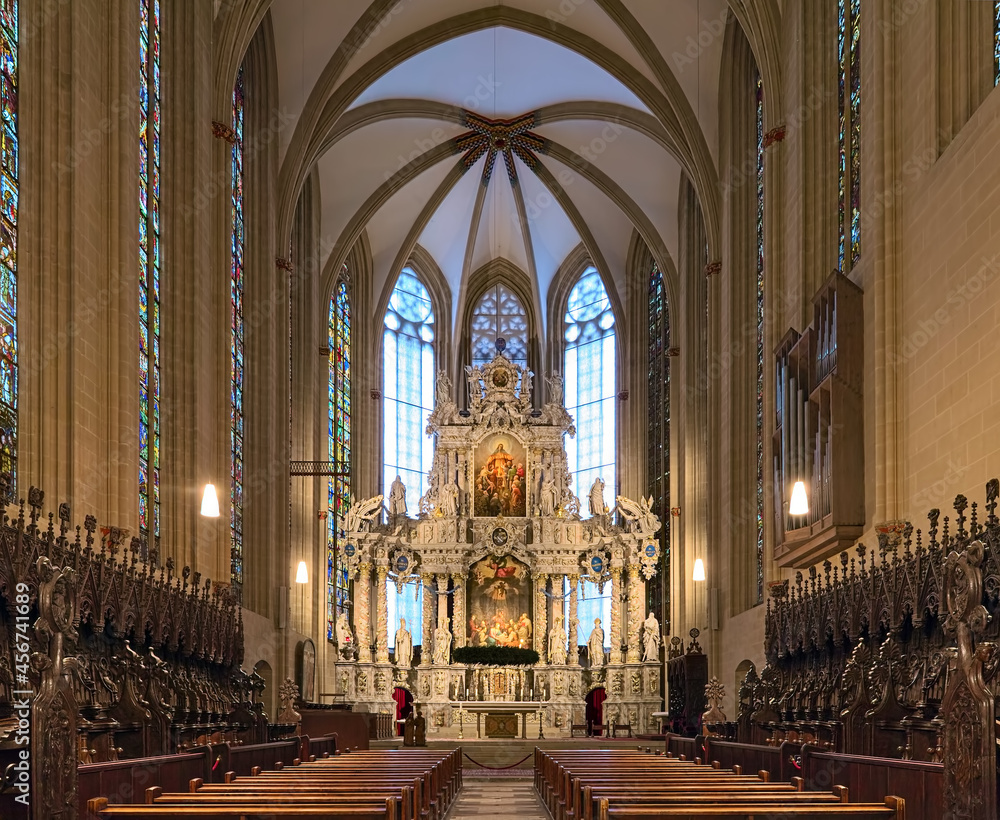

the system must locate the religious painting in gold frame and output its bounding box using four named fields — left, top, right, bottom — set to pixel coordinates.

left=473, top=434, right=527, bottom=518
left=466, top=553, right=531, bottom=648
